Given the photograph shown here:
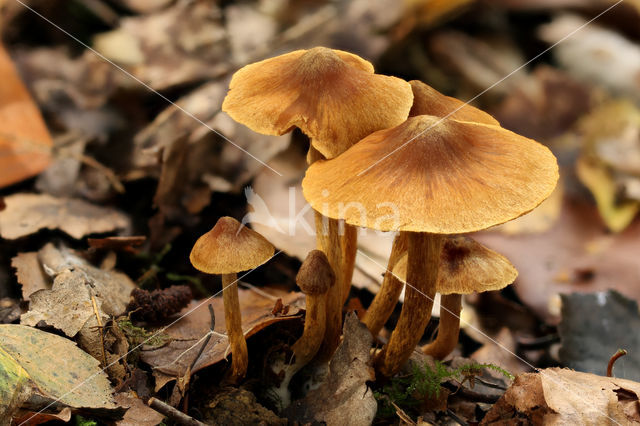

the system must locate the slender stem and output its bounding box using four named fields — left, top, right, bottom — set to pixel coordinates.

left=375, top=232, right=444, bottom=377
left=421, top=294, right=462, bottom=359
left=363, top=233, right=408, bottom=336
left=291, top=295, right=326, bottom=369
left=315, top=213, right=342, bottom=361
left=607, top=349, right=627, bottom=377
left=340, top=223, right=358, bottom=304
left=222, top=273, right=248, bottom=383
